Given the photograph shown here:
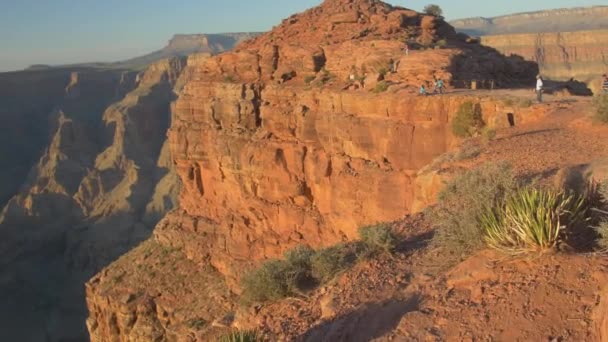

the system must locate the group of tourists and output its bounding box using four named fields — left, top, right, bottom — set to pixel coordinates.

left=603, top=74, right=608, bottom=94
left=419, top=78, right=445, bottom=96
